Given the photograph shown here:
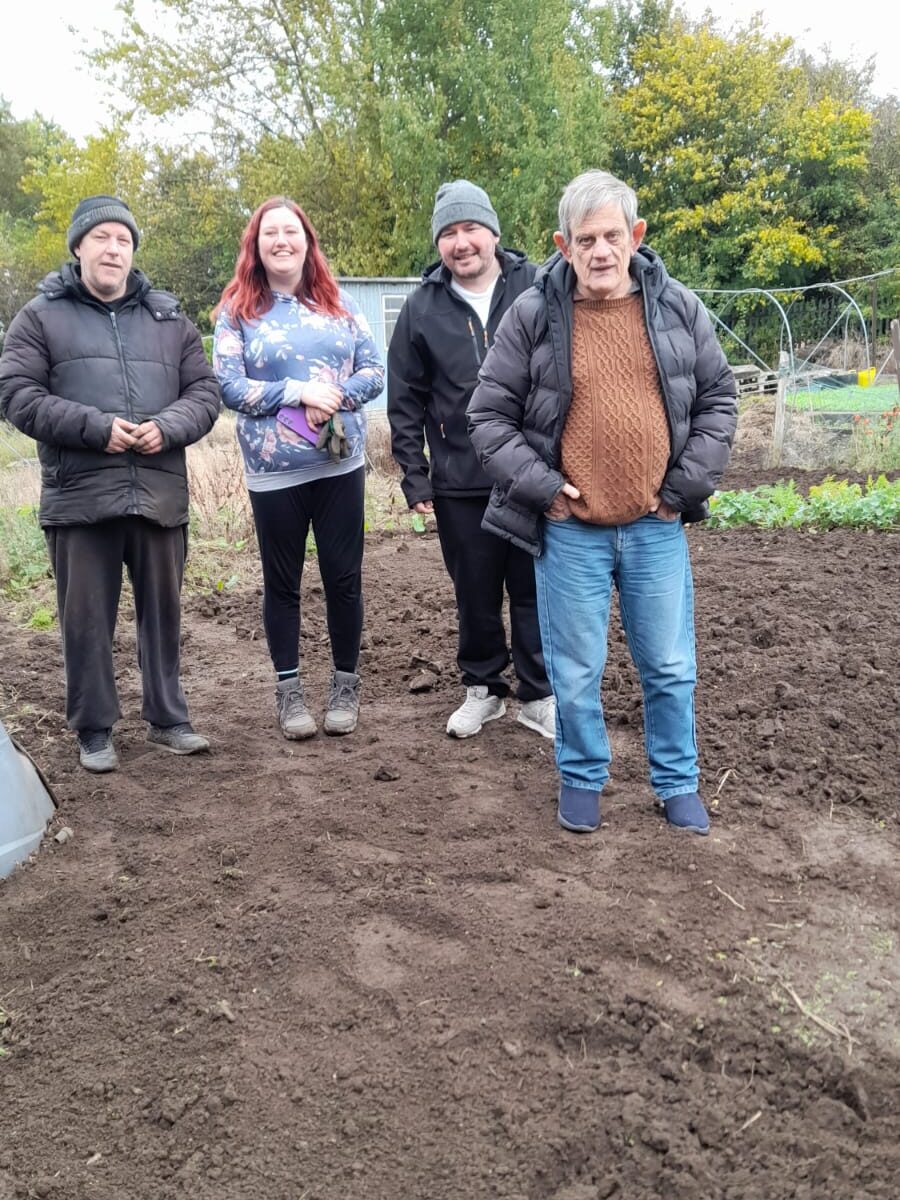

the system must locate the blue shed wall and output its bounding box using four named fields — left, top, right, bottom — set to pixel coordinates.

left=339, top=277, right=419, bottom=409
